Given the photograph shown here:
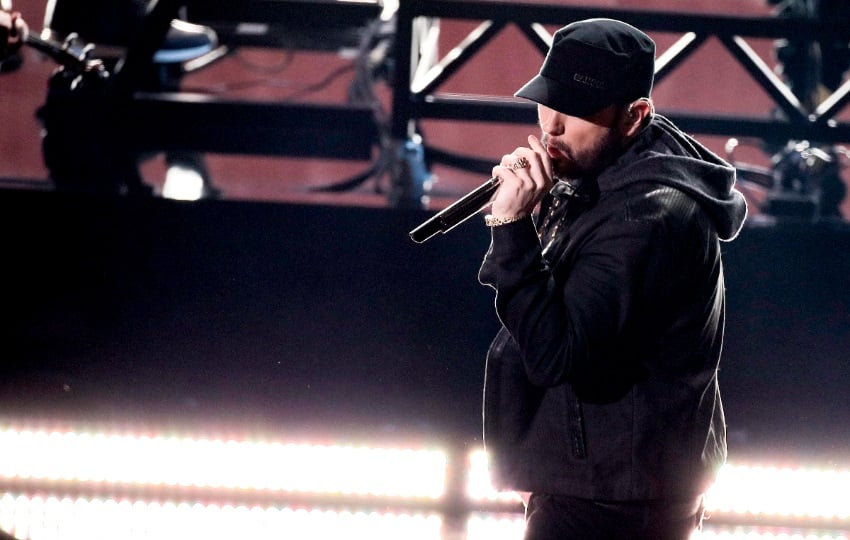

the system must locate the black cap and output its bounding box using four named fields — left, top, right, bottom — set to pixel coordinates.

left=515, top=18, right=655, bottom=117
